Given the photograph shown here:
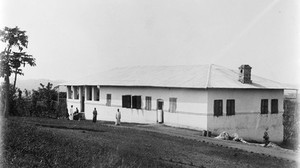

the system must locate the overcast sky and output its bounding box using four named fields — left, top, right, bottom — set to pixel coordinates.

left=1, top=0, right=299, bottom=85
